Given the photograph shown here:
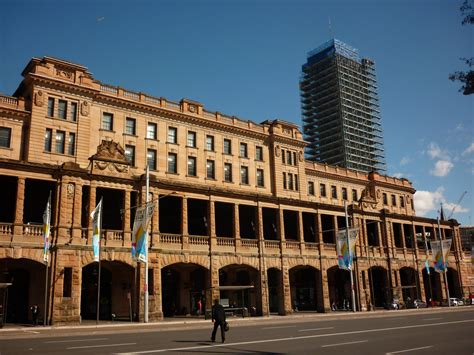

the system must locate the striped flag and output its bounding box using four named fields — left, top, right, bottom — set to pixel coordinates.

left=42, top=193, right=51, bottom=263
left=90, top=198, right=103, bottom=262
left=132, top=202, right=155, bottom=263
